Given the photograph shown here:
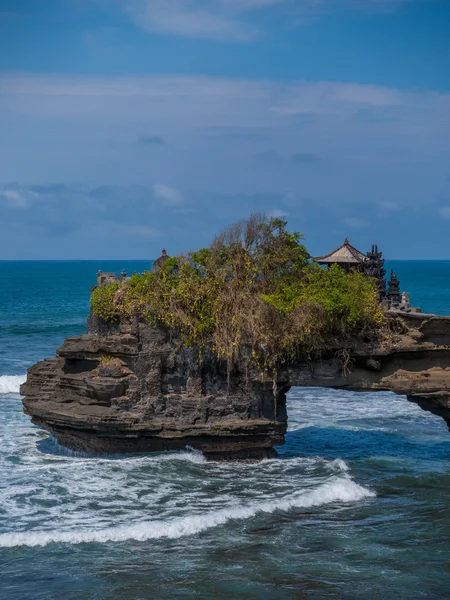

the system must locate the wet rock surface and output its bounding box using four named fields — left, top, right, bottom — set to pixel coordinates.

left=21, top=311, right=450, bottom=457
